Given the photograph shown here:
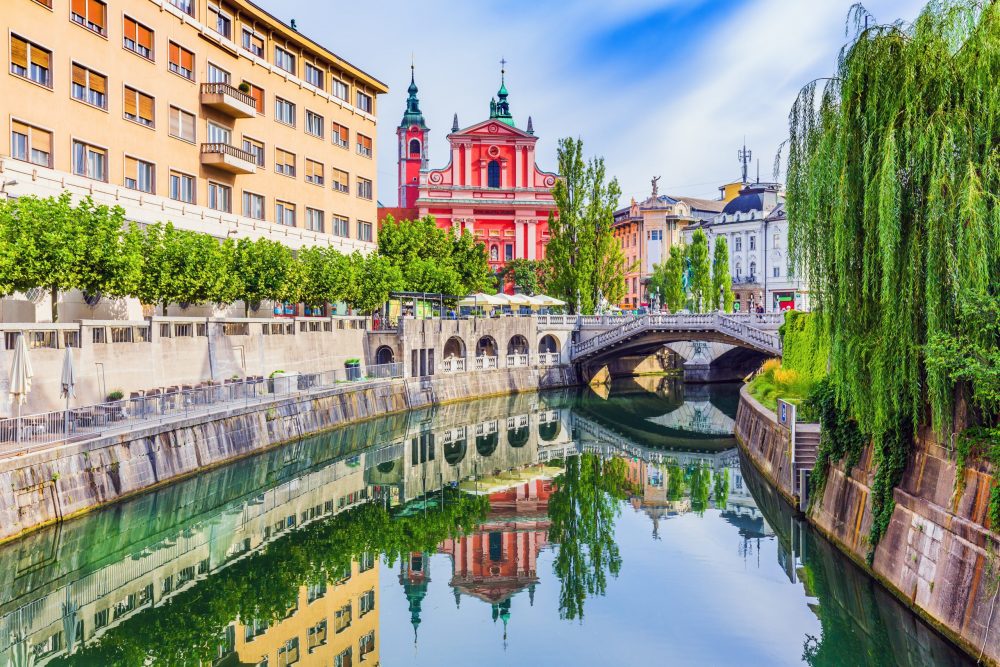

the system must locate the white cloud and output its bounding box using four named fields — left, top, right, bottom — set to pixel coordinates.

left=255, top=0, right=927, bottom=205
